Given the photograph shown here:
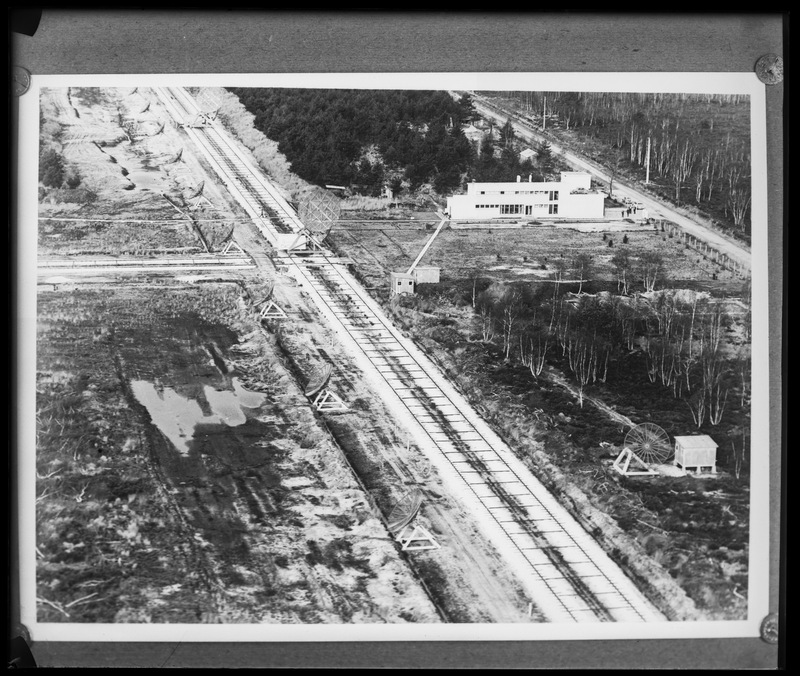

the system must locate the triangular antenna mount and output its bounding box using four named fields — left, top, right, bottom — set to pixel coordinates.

left=612, top=447, right=659, bottom=476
